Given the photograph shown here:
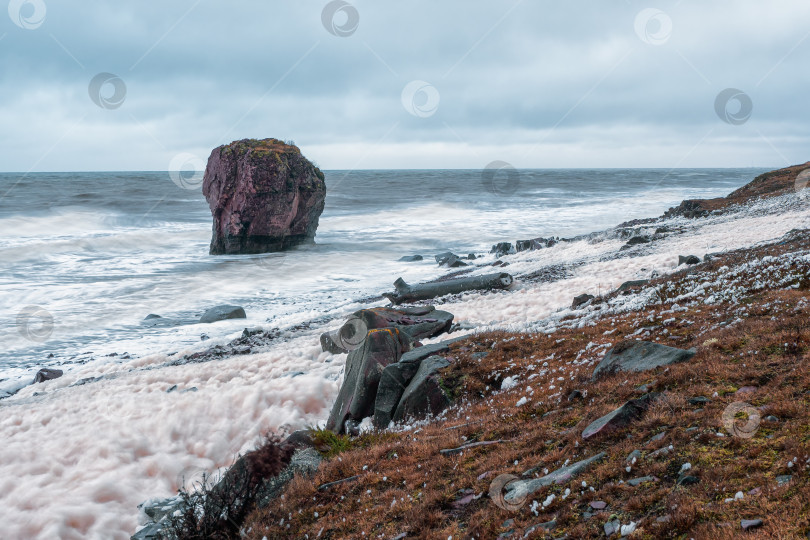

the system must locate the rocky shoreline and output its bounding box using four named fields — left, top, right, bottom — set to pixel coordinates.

left=128, top=162, right=810, bottom=539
